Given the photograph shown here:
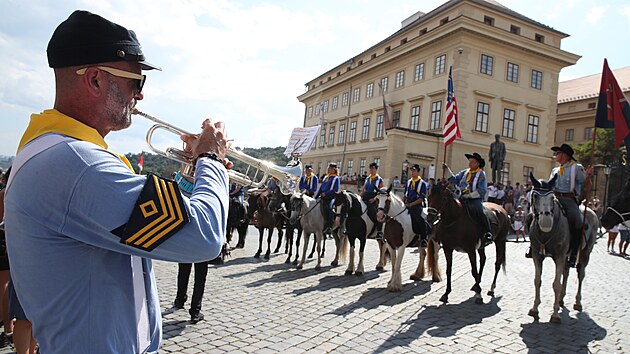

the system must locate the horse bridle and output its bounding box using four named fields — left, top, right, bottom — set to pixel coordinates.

left=377, top=193, right=408, bottom=221
left=292, top=195, right=321, bottom=221
left=531, top=189, right=555, bottom=220
left=605, top=206, right=630, bottom=227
